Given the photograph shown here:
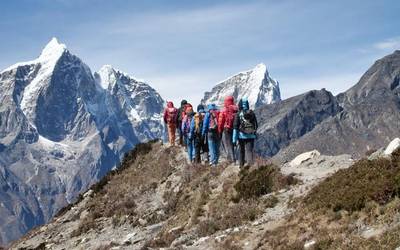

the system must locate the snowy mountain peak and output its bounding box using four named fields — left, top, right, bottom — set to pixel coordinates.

left=39, top=37, right=67, bottom=61
left=97, top=65, right=117, bottom=89
left=202, top=63, right=281, bottom=109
